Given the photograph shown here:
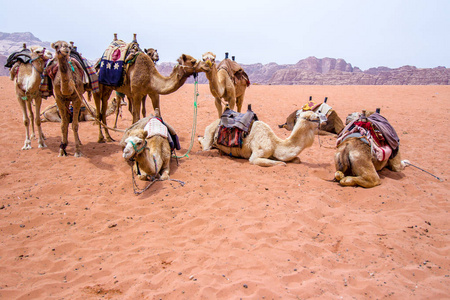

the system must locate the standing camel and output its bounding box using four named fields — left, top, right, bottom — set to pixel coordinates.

left=93, top=44, right=201, bottom=143
left=200, top=52, right=250, bottom=117
left=51, top=40, right=85, bottom=157
left=10, top=46, right=52, bottom=150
